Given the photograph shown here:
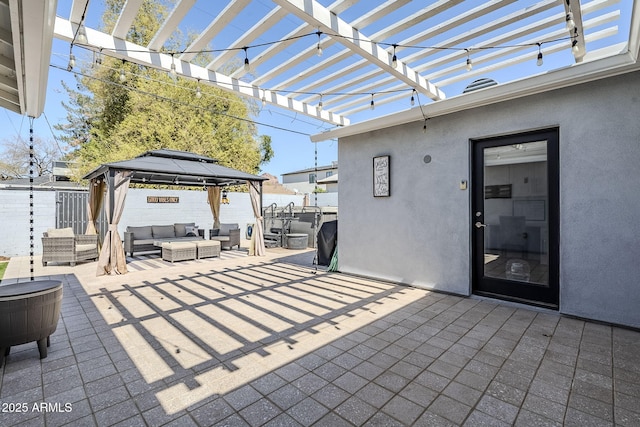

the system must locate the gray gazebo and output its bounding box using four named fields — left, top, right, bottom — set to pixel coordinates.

left=83, top=149, right=268, bottom=276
